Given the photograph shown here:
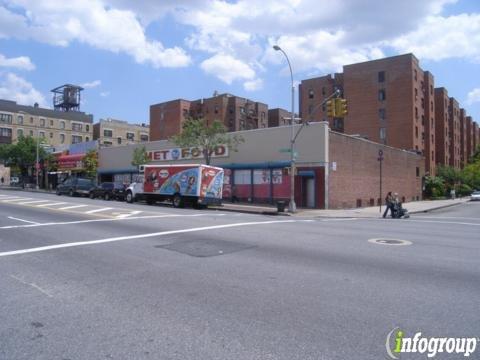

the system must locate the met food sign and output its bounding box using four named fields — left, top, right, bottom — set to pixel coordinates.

left=146, top=145, right=229, bottom=162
